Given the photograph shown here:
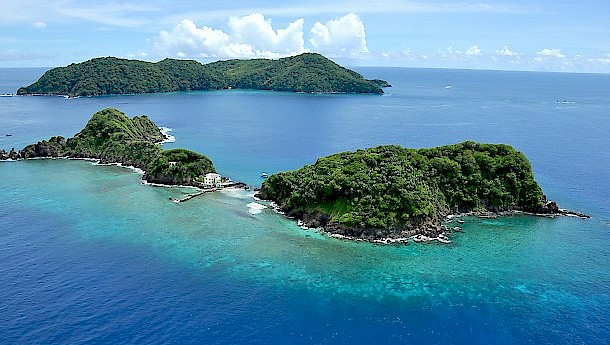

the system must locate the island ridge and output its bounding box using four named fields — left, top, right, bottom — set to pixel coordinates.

left=0, top=108, right=217, bottom=187
left=17, top=53, right=390, bottom=97
left=256, top=142, right=586, bottom=242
